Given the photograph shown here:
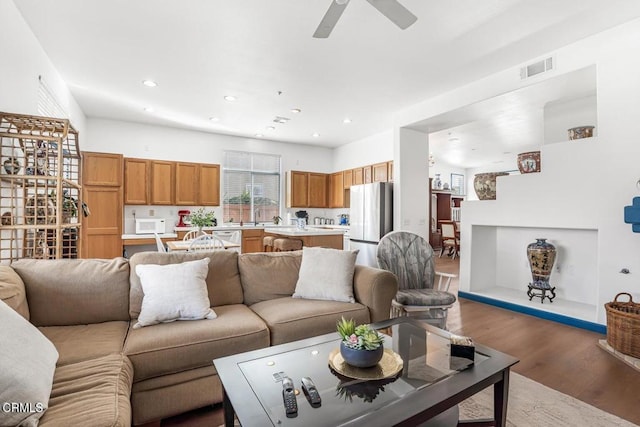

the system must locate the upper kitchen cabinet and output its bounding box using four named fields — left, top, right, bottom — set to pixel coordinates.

left=175, top=162, right=199, bottom=205
left=198, top=163, right=220, bottom=206
left=84, top=152, right=123, bottom=186
left=124, top=158, right=149, bottom=204
left=372, top=162, right=388, bottom=182
left=387, top=161, right=393, bottom=182
left=363, top=165, right=372, bottom=184
left=352, top=168, right=364, bottom=185
left=150, top=160, right=175, bottom=205
left=286, top=170, right=309, bottom=208
left=329, top=171, right=345, bottom=208
left=308, top=173, right=328, bottom=207
left=343, top=169, right=353, bottom=189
